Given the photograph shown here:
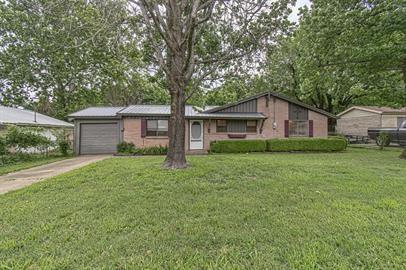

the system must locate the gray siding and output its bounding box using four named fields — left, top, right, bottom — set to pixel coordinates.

left=218, top=99, right=257, bottom=113
left=289, top=103, right=308, bottom=120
